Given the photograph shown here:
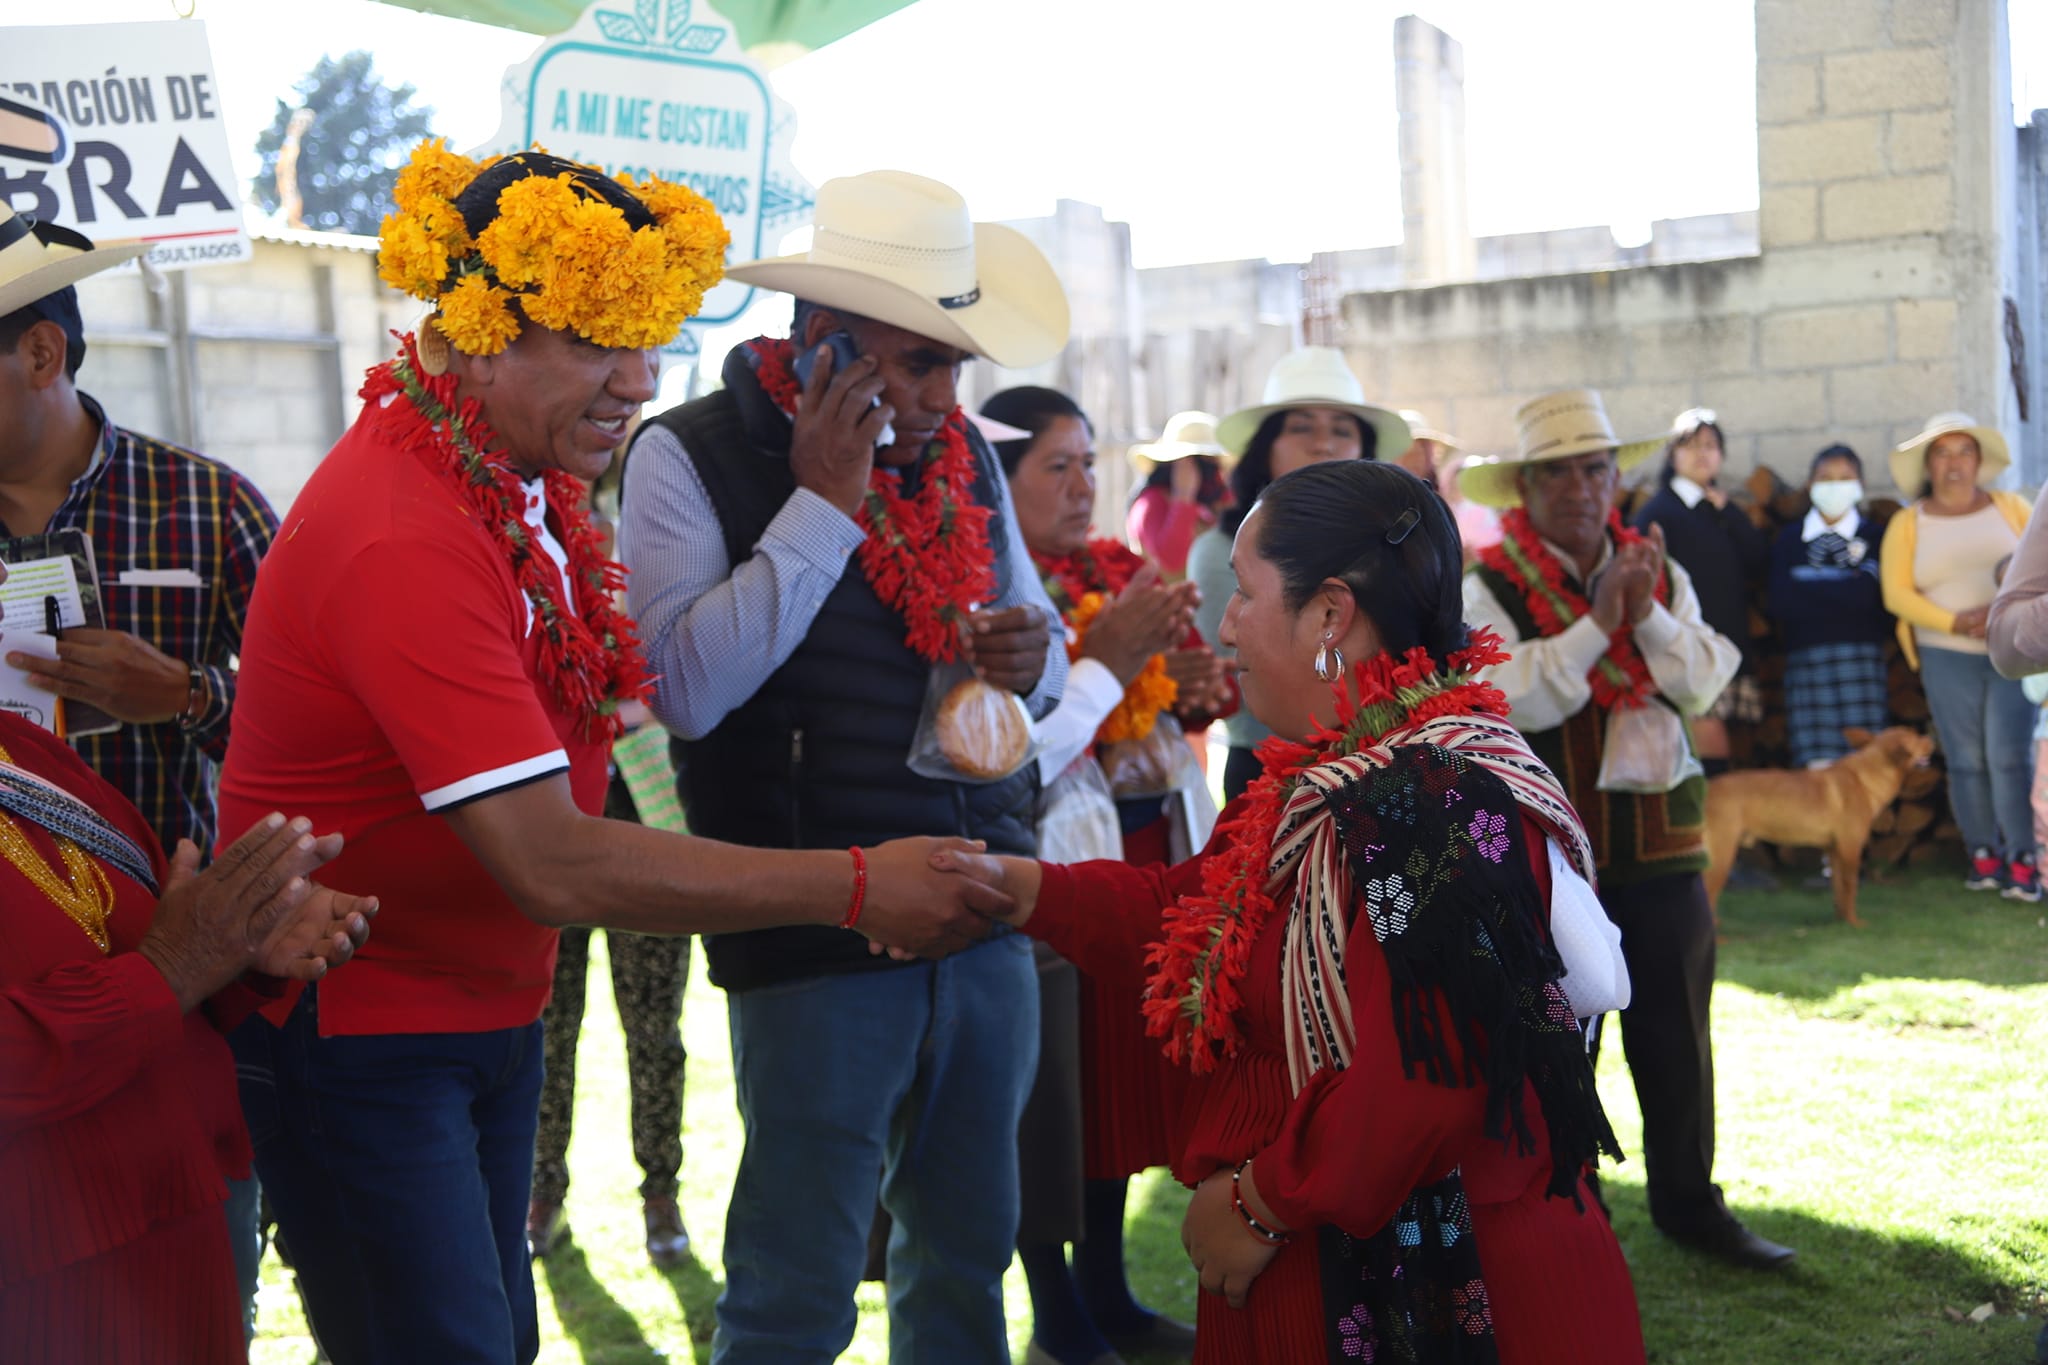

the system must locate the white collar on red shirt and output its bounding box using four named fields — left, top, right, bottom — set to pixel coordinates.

left=520, top=478, right=574, bottom=633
